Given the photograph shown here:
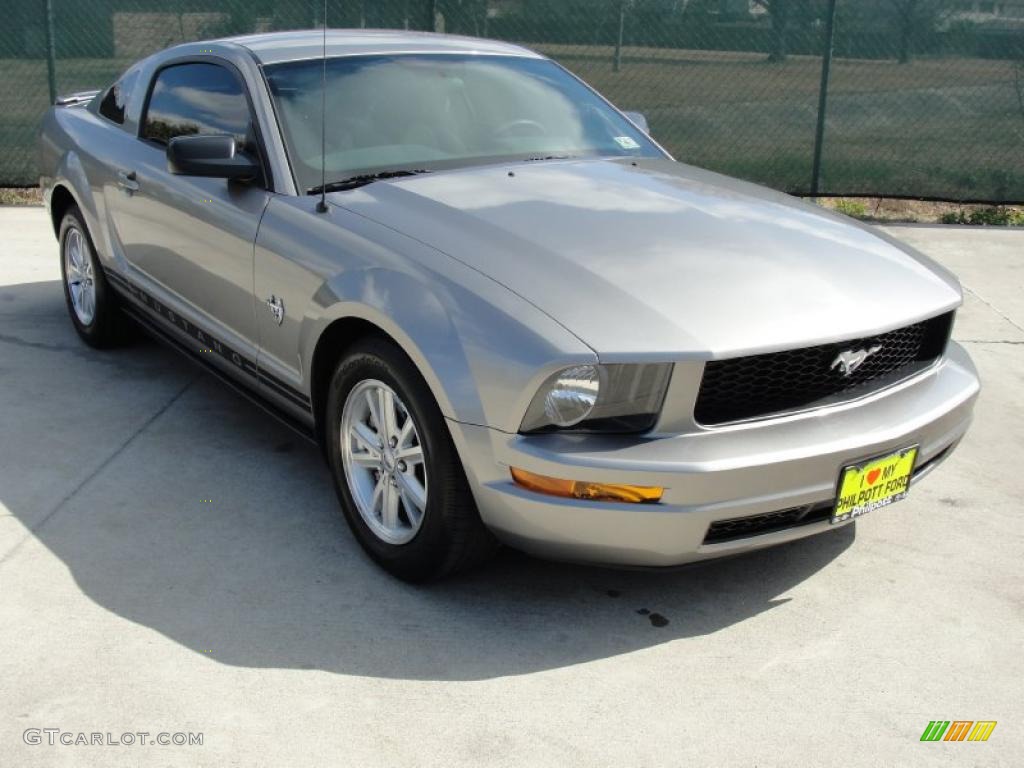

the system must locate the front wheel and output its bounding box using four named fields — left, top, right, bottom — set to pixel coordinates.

left=325, top=338, right=496, bottom=581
